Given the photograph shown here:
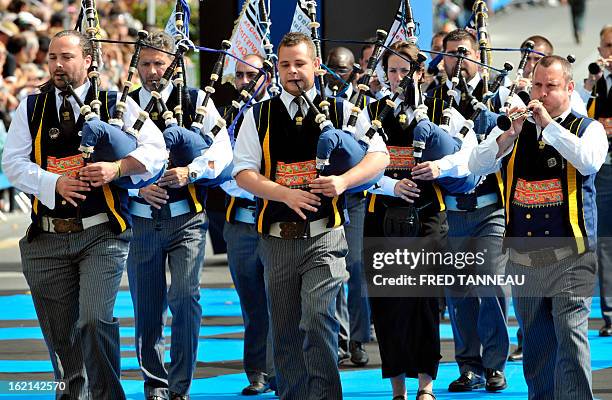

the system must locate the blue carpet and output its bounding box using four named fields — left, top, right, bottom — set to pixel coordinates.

left=0, top=288, right=243, bottom=320
left=0, top=325, right=244, bottom=341
left=0, top=289, right=610, bottom=399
